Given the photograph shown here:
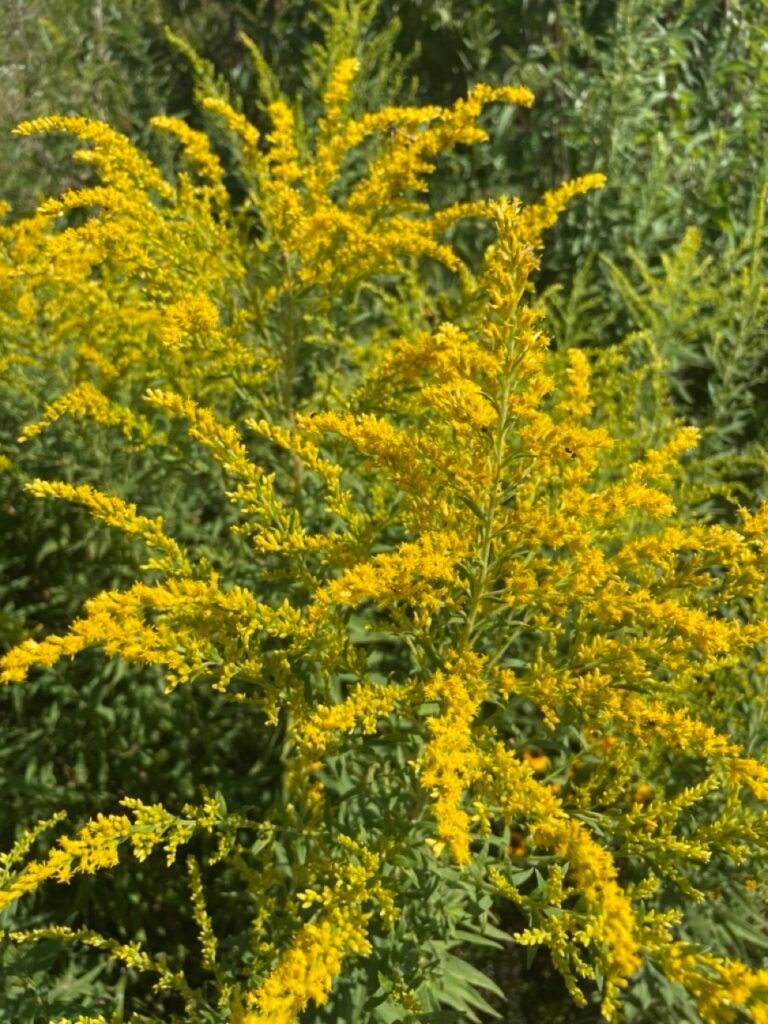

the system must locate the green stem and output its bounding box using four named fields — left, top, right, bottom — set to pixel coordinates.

left=458, top=329, right=521, bottom=652
left=279, top=251, right=305, bottom=509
